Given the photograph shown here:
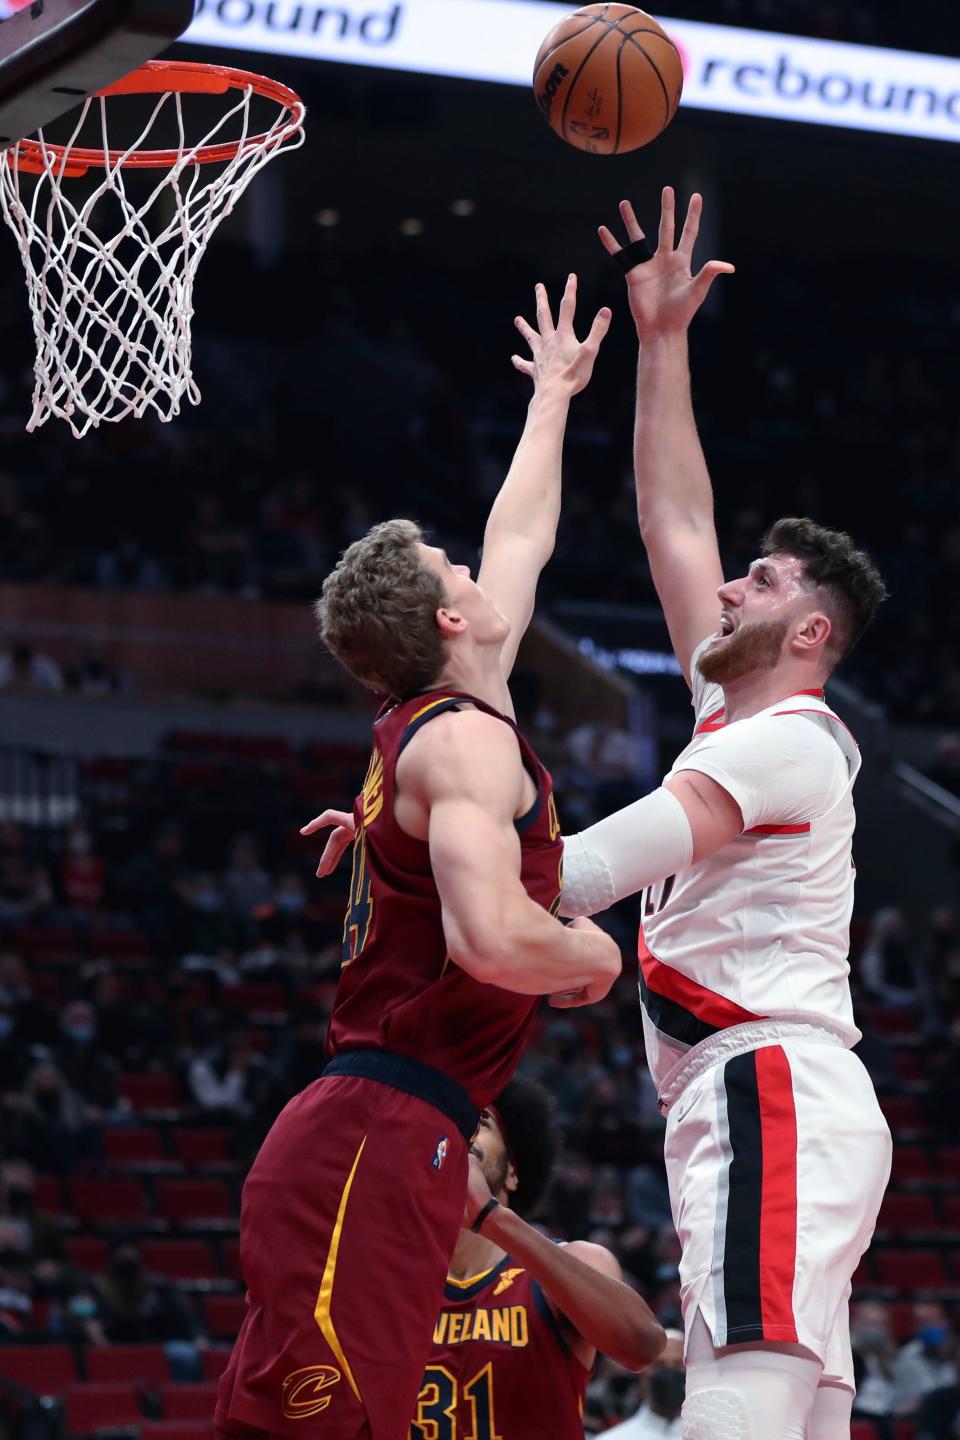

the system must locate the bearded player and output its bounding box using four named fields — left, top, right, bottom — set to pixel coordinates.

left=412, top=1075, right=665, bottom=1440
left=553, top=190, right=892, bottom=1439
left=214, top=277, right=621, bottom=1440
